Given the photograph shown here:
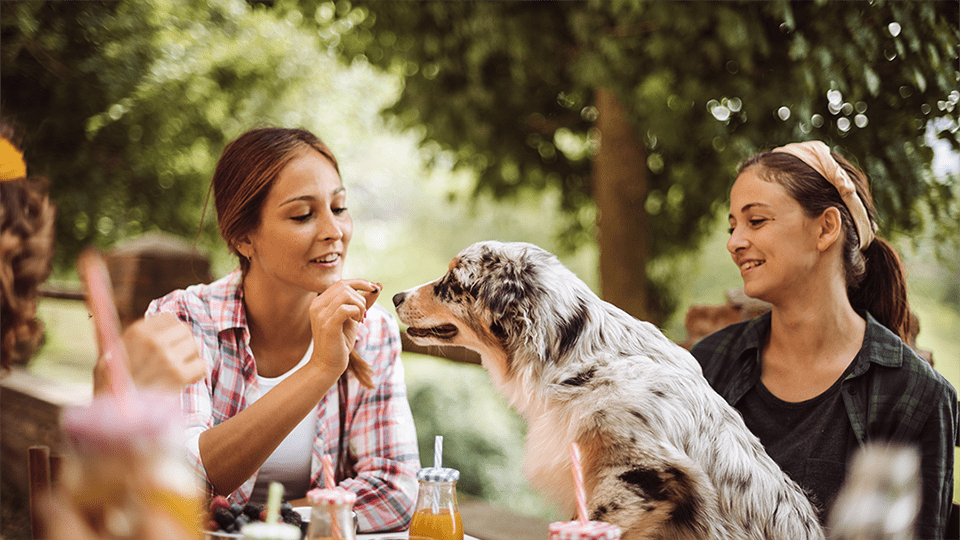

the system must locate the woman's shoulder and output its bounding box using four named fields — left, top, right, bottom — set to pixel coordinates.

left=690, top=312, right=769, bottom=364
left=861, top=313, right=957, bottom=401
